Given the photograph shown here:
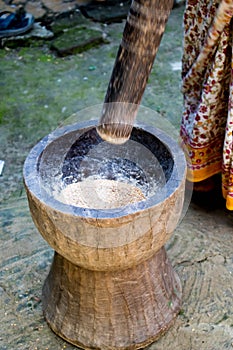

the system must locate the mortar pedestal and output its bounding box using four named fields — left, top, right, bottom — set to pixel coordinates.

left=23, top=120, right=186, bottom=350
